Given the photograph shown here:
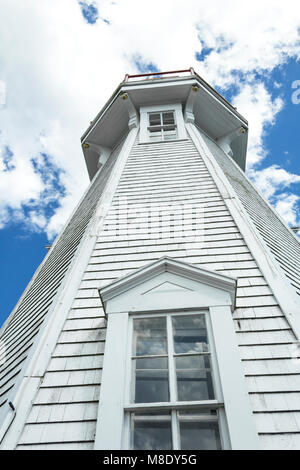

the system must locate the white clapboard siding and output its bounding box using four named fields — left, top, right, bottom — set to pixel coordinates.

left=17, top=442, right=94, bottom=450
left=233, top=305, right=284, bottom=319
left=239, top=343, right=299, bottom=360
left=47, top=355, right=104, bottom=372
left=58, top=328, right=106, bottom=343
left=243, top=358, right=300, bottom=376
left=18, top=421, right=96, bottom=445
left=259, top=434, right=300, bottom=451
left=0, top=136, right=126, bottom=420
left=41, top=369, right=102, bottom=388
left=250, top=392, right=300, bottom=412
left=201, top=130, right=300, bottom=297
left=246, top=375, right=300, bottom=392
left=234, top=317, right=287, bottom=332
left=34, top=384, right=100, bottom=405
left=26, top=402, right=99, bottom=424
left=254, top=412, right=300, bottom=433
left=15, top=133, right=300, bottom=450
